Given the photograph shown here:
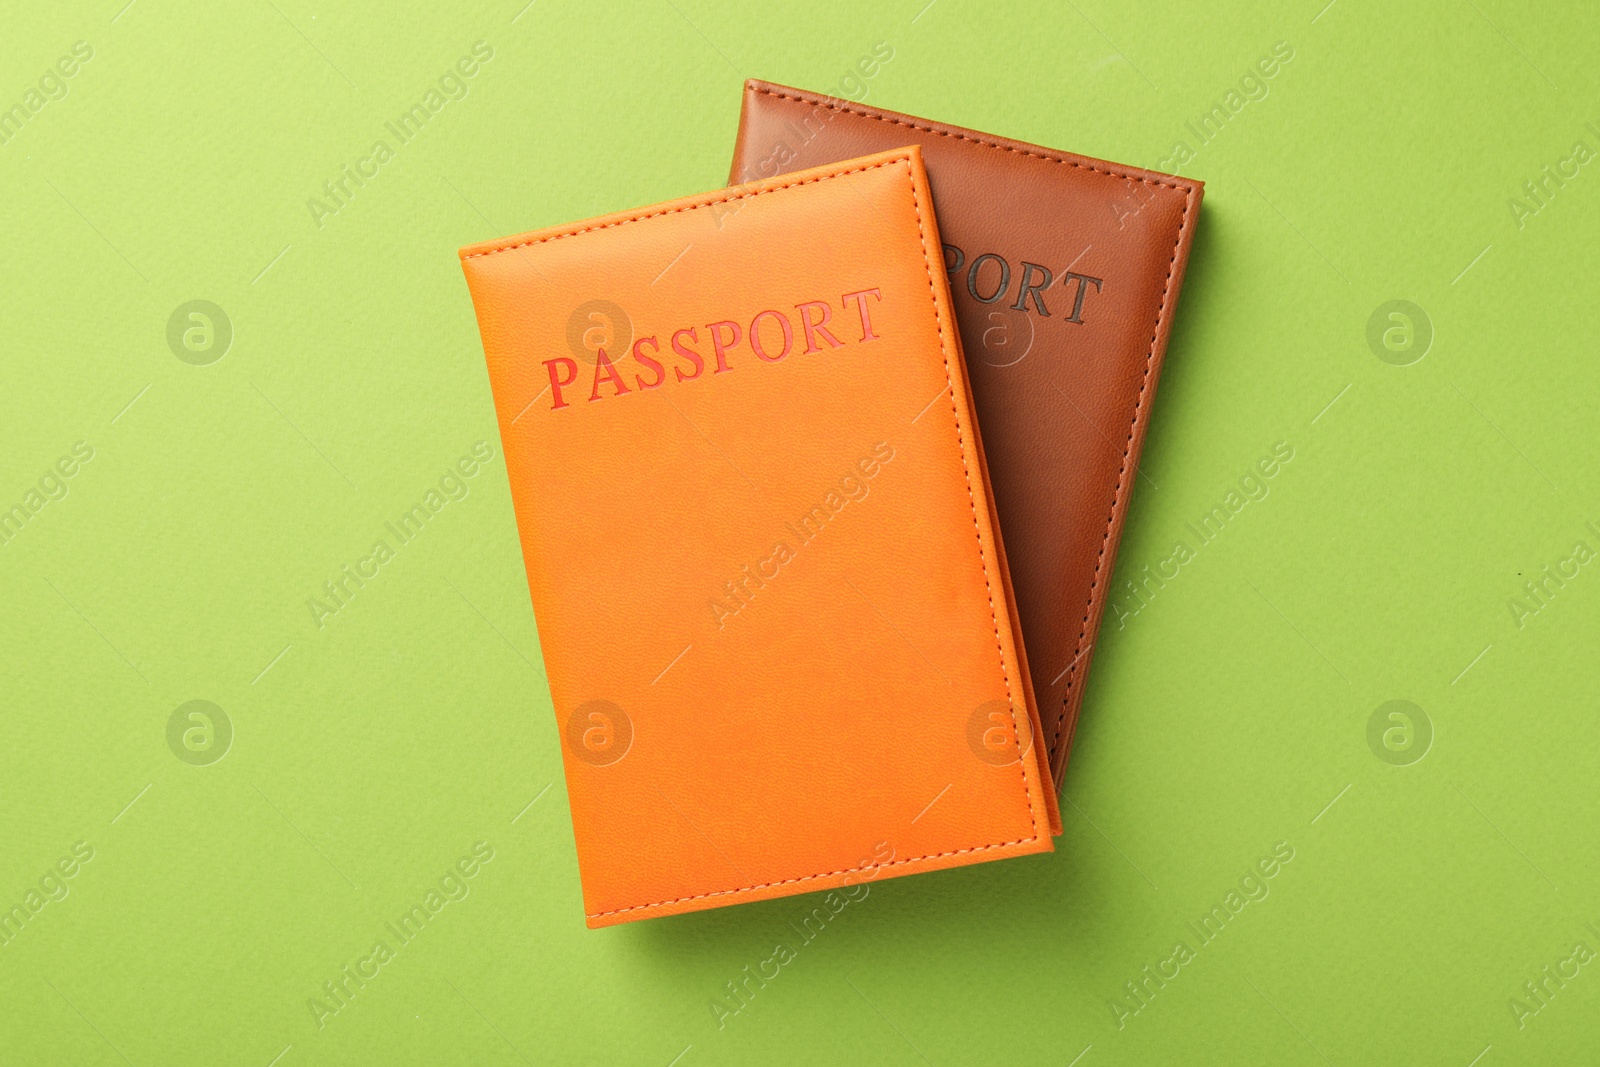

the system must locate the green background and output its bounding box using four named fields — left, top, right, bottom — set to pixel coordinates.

left=3, top=0, right=1596, bottom=1063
